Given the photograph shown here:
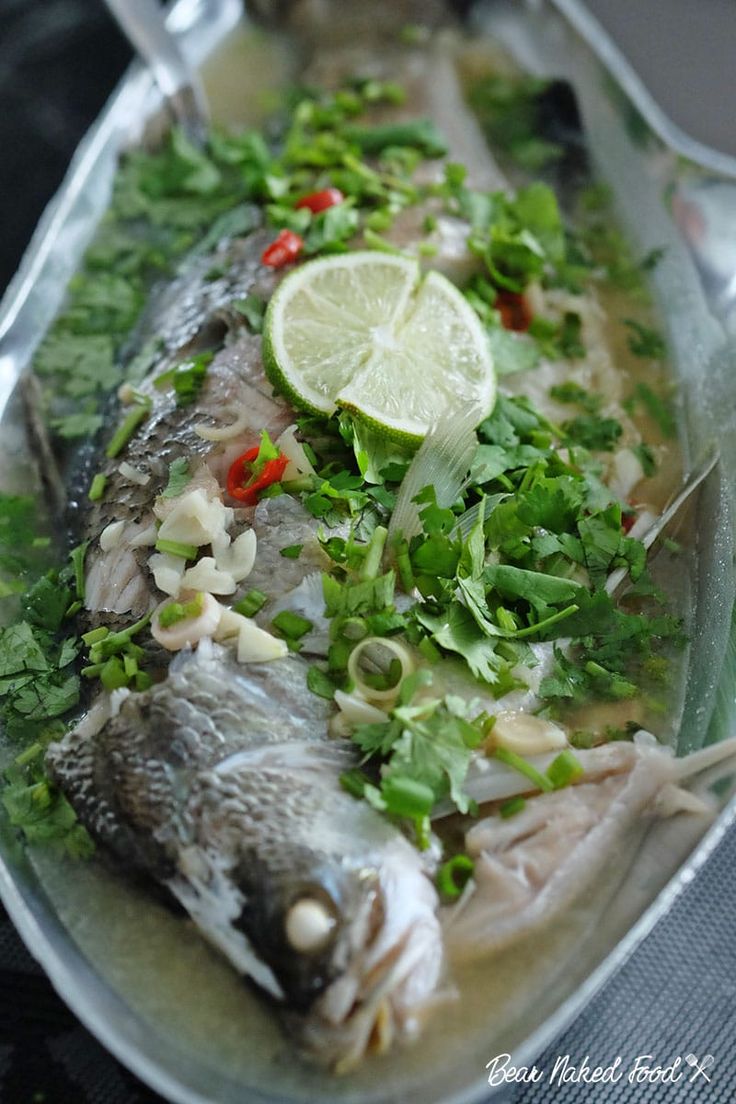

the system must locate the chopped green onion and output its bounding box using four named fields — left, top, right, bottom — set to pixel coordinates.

left=344, top=118, right=447, bottom=157
left=233, top=589, right=268, bottom=618
left=546, top=749, right=584, bottom=790
left=341, top=617, right=367, bottom=641
left=82, top=626, right=109, bottom=646
left=69, top=541, right=89, bottom=601
left=100, top=656, right=128, bottom=691
left=499, top=796, right=526, bottom=819
left=123, top=654, right=139, bottom=678
left=492, top=746, right=554, bottom=792
left=359, top=525, right=388, bottom=582
left=436, top=854, right=474, bottom=898
left=159, top=593, right=204, bottom=629
left=395, top=536, right=415, bottom=593
left=272, top=610, right=312, bottom=640
left=96, top=613, right=151, bottom=658
left=81, top=663, right=105, bottom=678
left=381, top=775, right=434, bottom=818
left=14, top=742, right=44, bottom=768
left=154, top=538, right=198, bottom=560
left=106, top=403, right=150, bottom=458
left=88, top=473, right=107, bottom=501
left=307, top=665, right=337, bottom=700
left=362, top=228, right=403, bottom=255
left=280, top=543, right=303, bottom=559
left=154, top=351, right=213, bottom=406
